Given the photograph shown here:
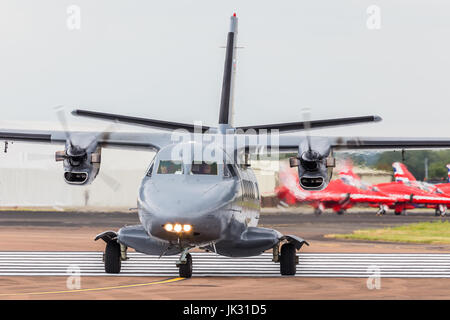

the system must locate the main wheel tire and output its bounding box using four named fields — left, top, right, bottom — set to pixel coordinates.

left=104, top=241, right=121, bottom=273
left=179, top=253, right=193, bottom=278
left=280, top=243, right=296, bottom=276
left=435, top=209, right=441, bottom=216
left=337, top=210, right=345, bottom=215
left=394, top=211, right=402, bottom=216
